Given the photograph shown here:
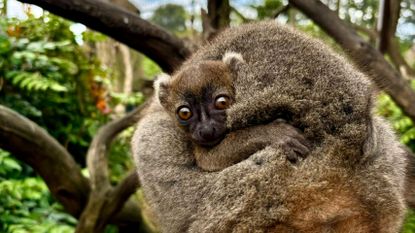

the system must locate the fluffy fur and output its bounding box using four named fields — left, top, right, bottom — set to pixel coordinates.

left=132, top=21, right=408, bottom=232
